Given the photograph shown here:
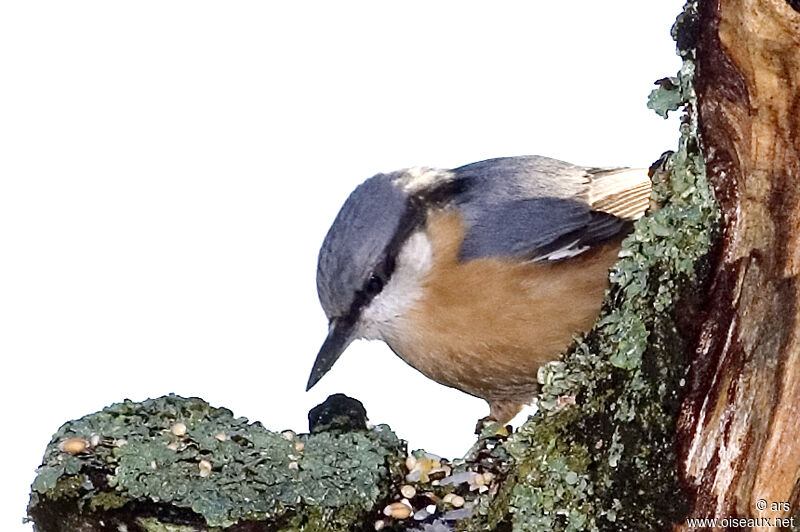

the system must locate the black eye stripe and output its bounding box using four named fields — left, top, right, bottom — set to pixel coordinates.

left=342, top=176, right=472, bottom=325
